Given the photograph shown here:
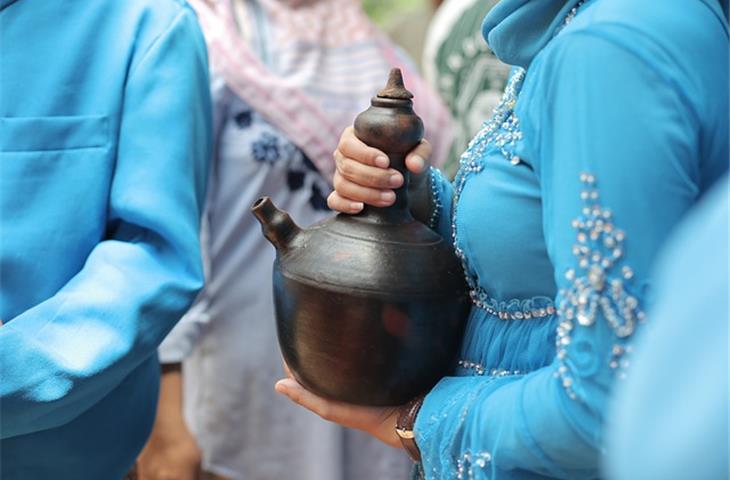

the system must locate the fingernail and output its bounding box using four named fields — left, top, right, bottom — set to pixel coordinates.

left=350, top=202, right=364, bottom=211
left=375, top=155, right=389, bottom=168
left=389, top=174, right=403, bottom=187
left=380, top=191, right=395, bottom=203
left=411, top=155, right=425, bottom=171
